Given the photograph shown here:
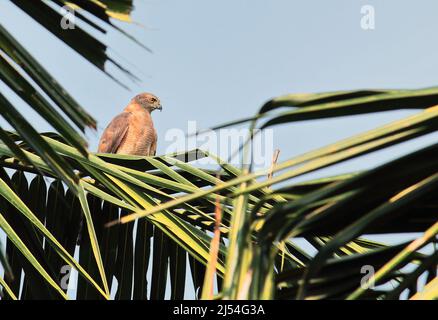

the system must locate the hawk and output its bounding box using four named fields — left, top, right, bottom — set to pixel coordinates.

left=98, top=93, right=162, bottom=156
